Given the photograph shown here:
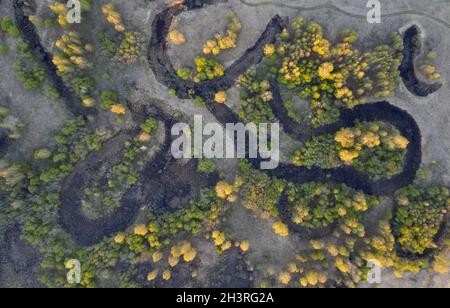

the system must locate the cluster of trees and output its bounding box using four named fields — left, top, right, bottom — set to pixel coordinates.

left=419, top=51, right=442, bottom=81
left=239, top=161, right=285, bottom=219
left=98, top=30, right=142, bottom=64
left=237, top=70, right=275, bottom=124
left=261, top=251, right=329, bottom=288
left=285, top=182, right=380, bottom=235
left=282, top=99, right=301, bottom=123
left=51, top=26, right=97, bottom=107
left=268, top=18, right=403, bottom=127
left=28, top=15, right=55, bottom=29
left=117, top=32, right=142, bottom=64
left=43, top=86, right=61, bottom=100
left=272, top=221, right=289, bottom=237
left=291, top=121, right=409, bottom=178
left=291, top=134, right=339, bottom=169
left=178, top=57, right=225, bottom=82
left=101, top=3, right=142, bottom=64
left=101, top=3, right=125, bottom=32
left=254, top=183, right=448, bottom=288
left=100, top=90, right=126, bottom=115
left=211, top=230, right=233, bottom=254
left=0, top=117, right=175, bottom=288
left=8, top=40, right=48, bottom=92
left=54, top=32, right=94, bottom=73
left=393, top=185, right=449, bottom=255
left=0, top=117, right=133, bottom=287
left=50, top=2, right=141, bottom=111
left=0, top=160, right=26, bottom=188
left=215, top=178, right=242, bottom=203
left=336, top=122, right=409, bottom=177
left=298, top=270, right=328, bottom=287
left=83, top=118, right=158, bottom=219
left=360, top=220, right=429, bottom=278
left=49, top=0, right=92, bottom=27
left=25, top=117, right=112, bottom=193
left=116, top=188, right=224, bottom=256
left=202, top=12, right=241, bottom=56
left=146, top=241, right=198, bottom=283
left=13, top=61, right=46, bottom=90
